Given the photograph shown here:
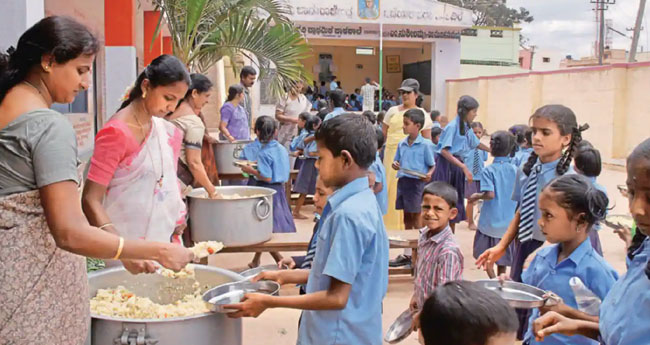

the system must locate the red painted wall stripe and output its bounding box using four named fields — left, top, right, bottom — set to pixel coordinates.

left=105, top=0, right=135, bottom=46
left=144, top=11, right=163, bottom=66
